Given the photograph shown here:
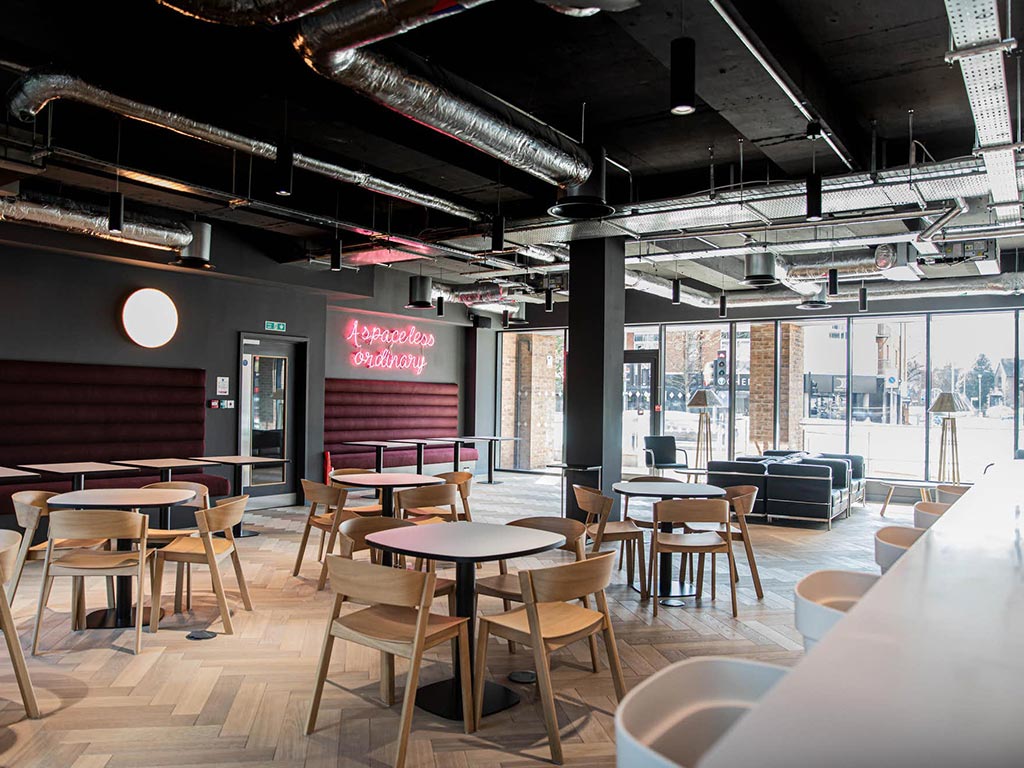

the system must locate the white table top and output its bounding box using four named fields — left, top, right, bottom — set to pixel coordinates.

left=19, top=461, right=135, bottom=475
left=700, top=461, right=1024, bottom=768
left=113, top=458, right=218, bottom=470
left=48, top=488, right=197, bottom=509
left=338, top=473, right=444, bottom=489
left=612, top=481, right=724, bottom=499
left=367, top=521, right=565, bottom=563
left=0, top=466, right=39, bottom=480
